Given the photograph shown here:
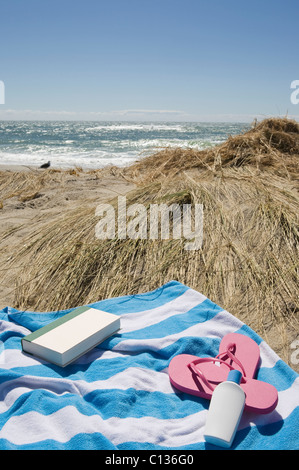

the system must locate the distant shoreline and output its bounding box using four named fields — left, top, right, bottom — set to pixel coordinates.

left=0, top=164, right=38, bottom=172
